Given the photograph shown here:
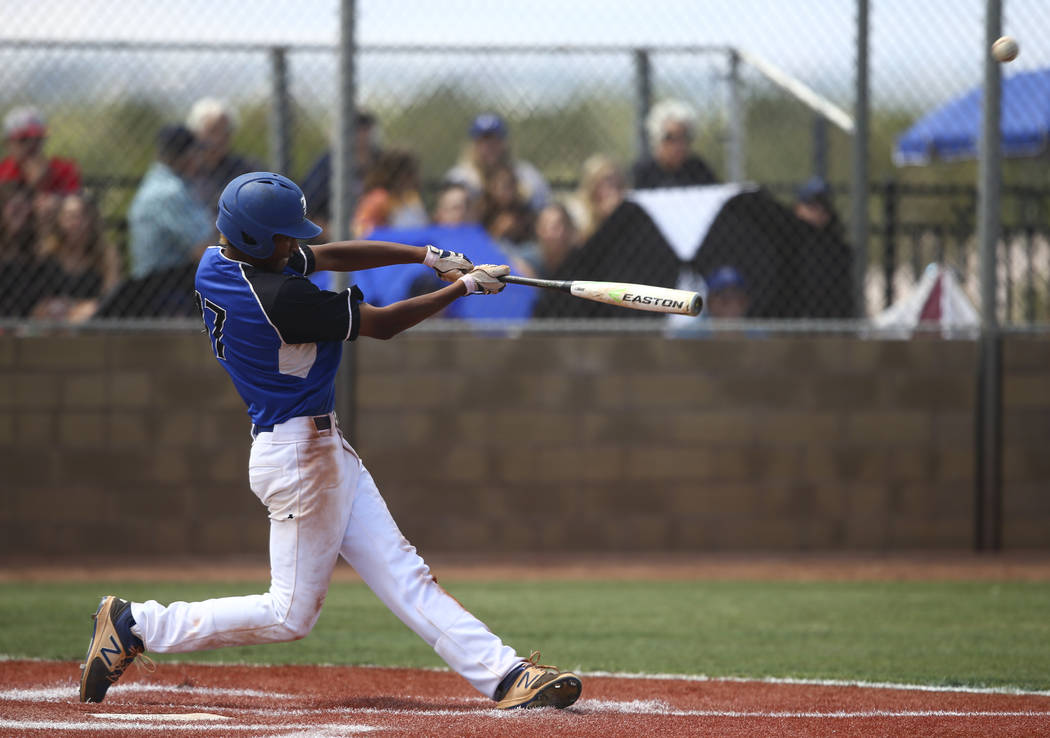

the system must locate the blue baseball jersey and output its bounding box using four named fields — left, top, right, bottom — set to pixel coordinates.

left=194, top=244, right=363, bottom=426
